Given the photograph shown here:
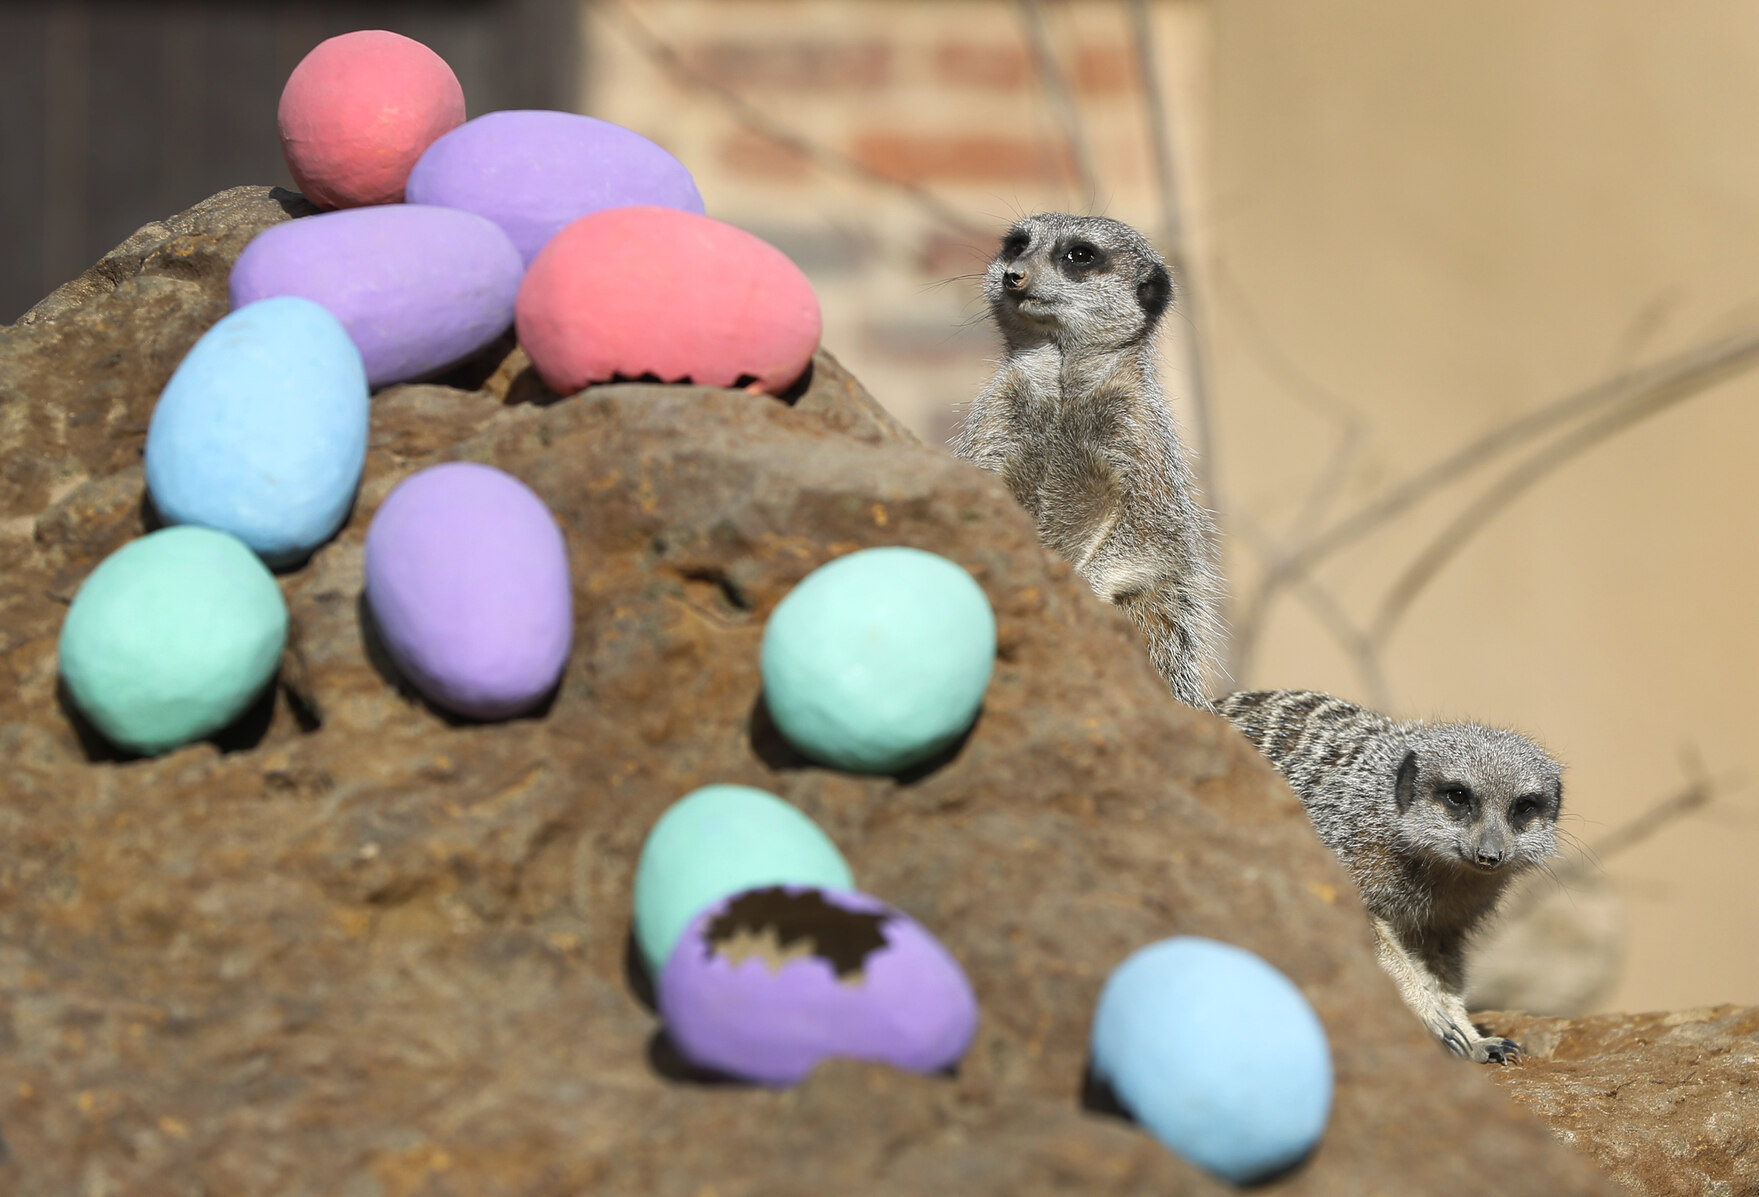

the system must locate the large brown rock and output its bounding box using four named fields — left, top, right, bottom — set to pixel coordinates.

left=1481, top=1006, right=1759, bottom=1195
left=0, top=188, right=1616, bottom=1195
